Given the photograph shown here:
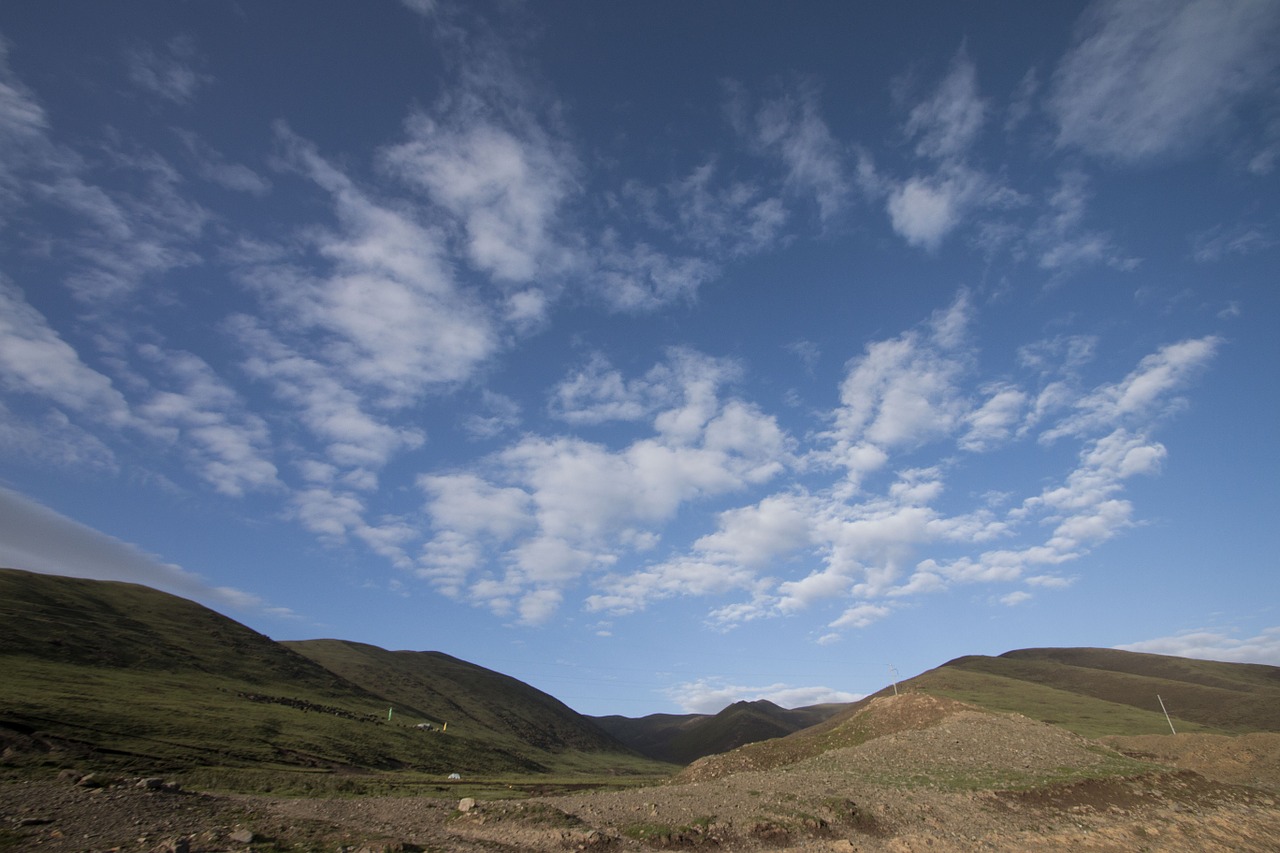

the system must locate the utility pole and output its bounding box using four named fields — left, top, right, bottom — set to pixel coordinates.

left=1157, top=695, right=1176, bottom=735
left=887, top=664, right=899, bottom=696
